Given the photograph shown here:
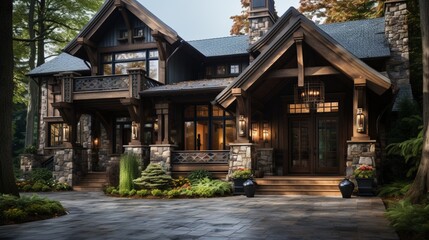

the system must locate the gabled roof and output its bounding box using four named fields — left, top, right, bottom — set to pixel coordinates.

left=27, top=53, right=89, bottom=77
left=188, top=36, right=248, bottom=57
left=64, top=0, right=180, bottom=55
left=214, top=8, right=391, bottom=108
